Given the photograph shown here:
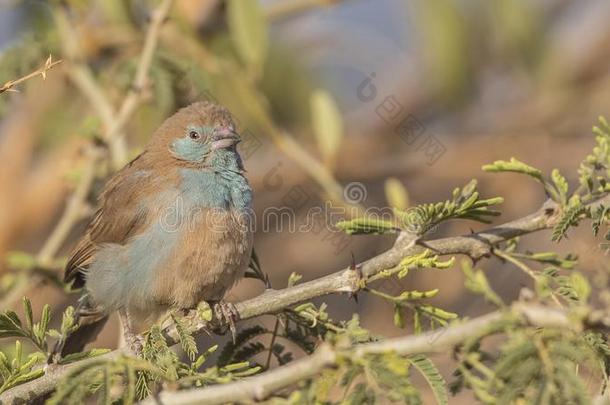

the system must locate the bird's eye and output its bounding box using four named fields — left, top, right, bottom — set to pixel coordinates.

left=188, top=130, right=201, bottom=140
